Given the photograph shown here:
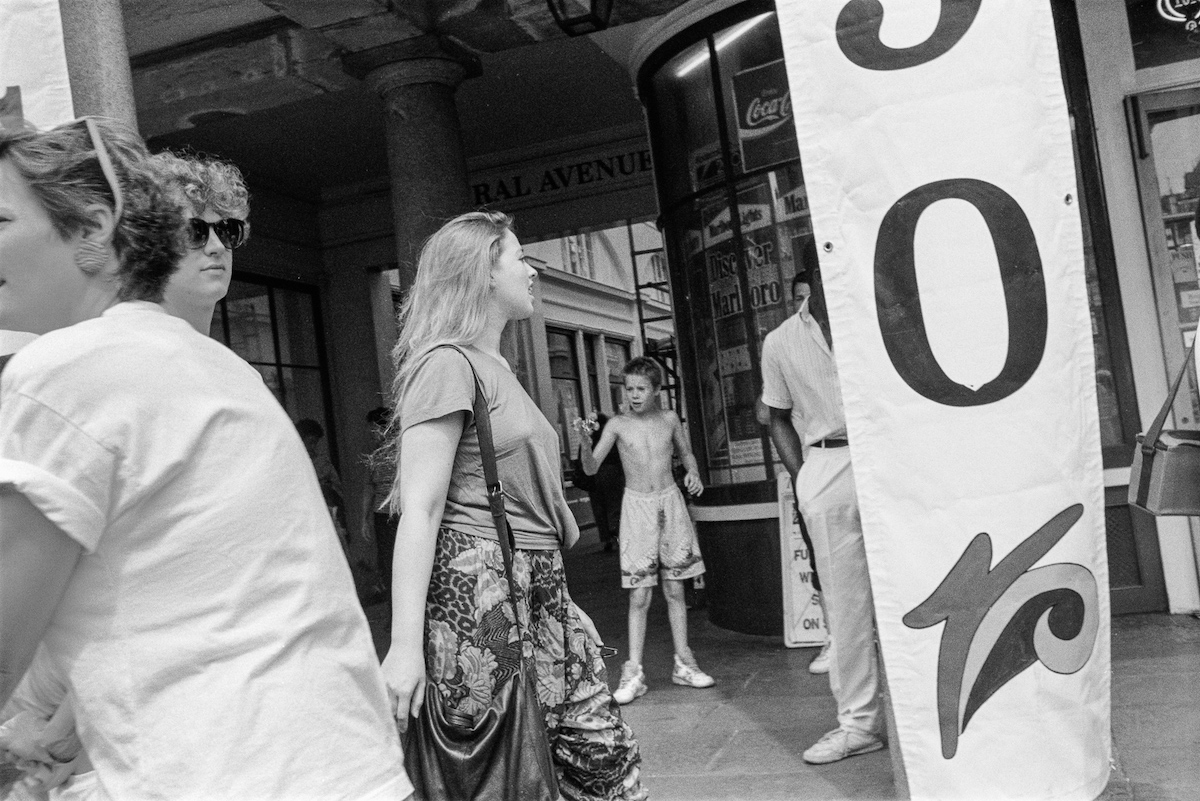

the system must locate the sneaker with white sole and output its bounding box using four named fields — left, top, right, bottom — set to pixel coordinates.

left=802, top=728, right=885, bottom=765
left=613, top=661, right=647, bottom=705
left=671, top=654, right=715, bottom=688
left=808, top=640, right=831, bottom=675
